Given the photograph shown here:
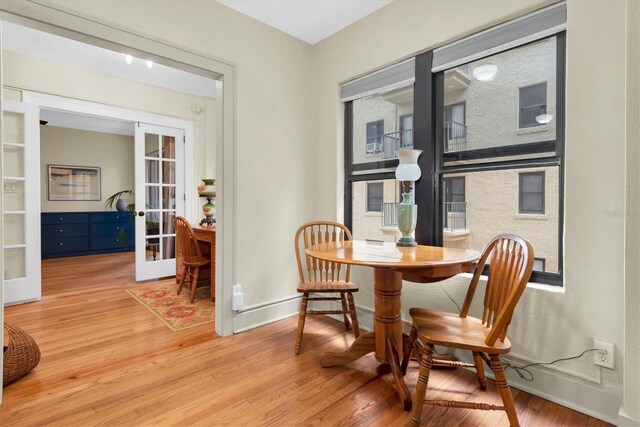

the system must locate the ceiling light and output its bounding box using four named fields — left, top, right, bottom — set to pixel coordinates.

left=124, top=54, right=133, bottom=64
left=536, top=114, right=553, bottom=124
left=146, top=60, right=153, bottom=69
left=472, top=64, right=497, bottom=82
